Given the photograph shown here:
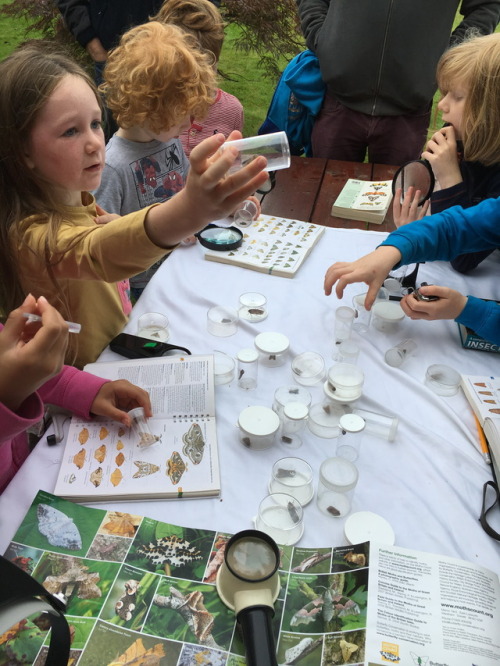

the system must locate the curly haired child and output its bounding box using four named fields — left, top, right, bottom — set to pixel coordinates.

left=152, top=0, right=244, bottom=156
left=95, top=20, right=252, bottom=298
left=0, top=40, right=267, bottom=367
